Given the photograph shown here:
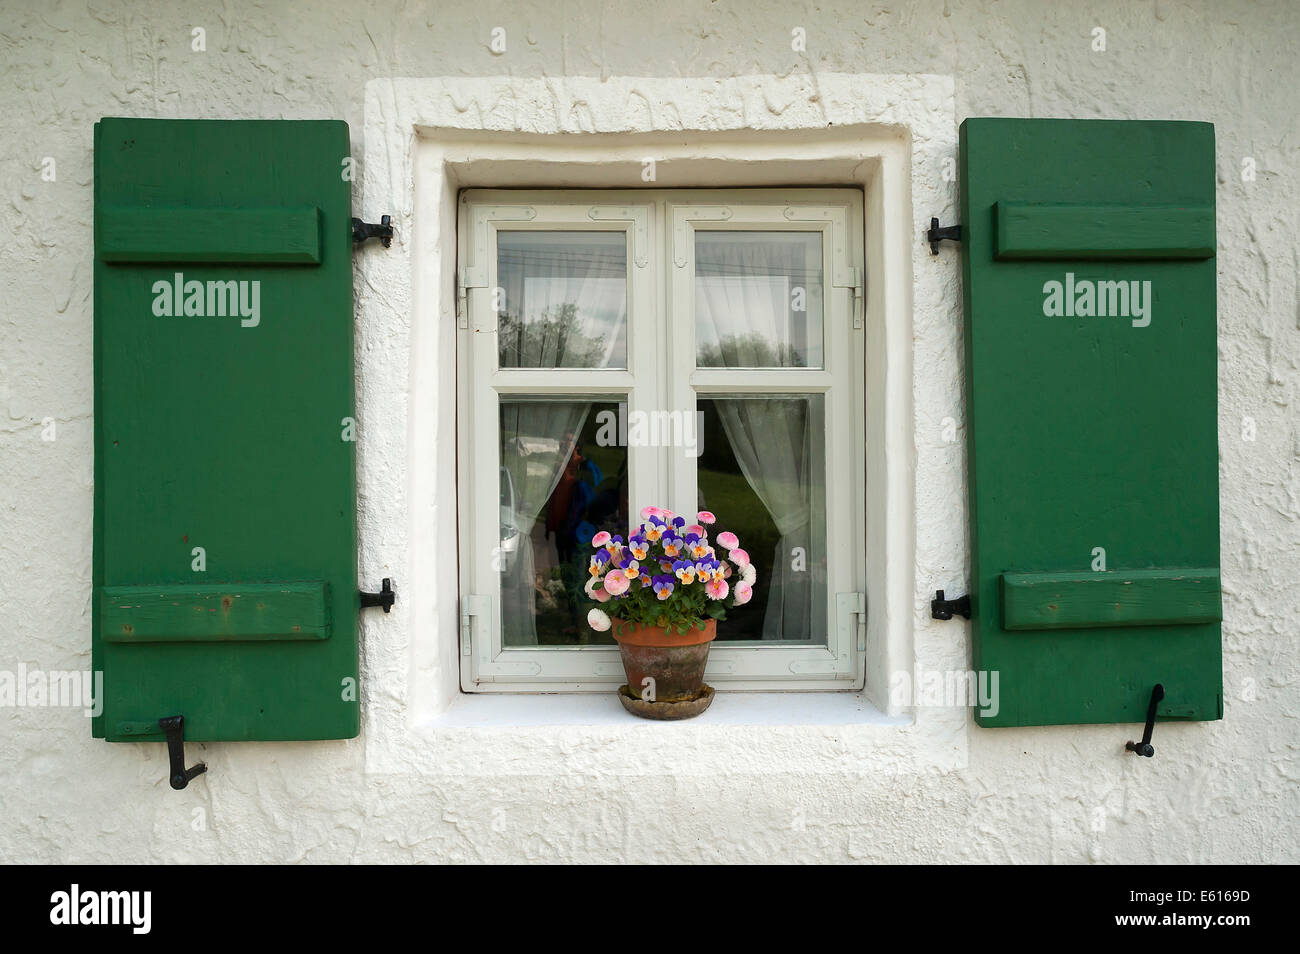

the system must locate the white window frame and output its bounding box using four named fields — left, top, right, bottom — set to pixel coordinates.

left=457, top=188, right=866, bottom=692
